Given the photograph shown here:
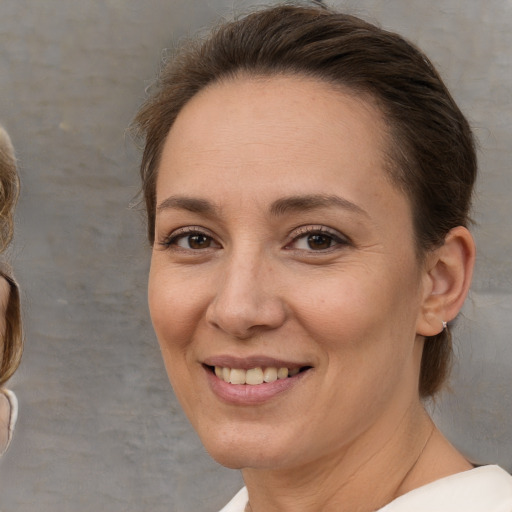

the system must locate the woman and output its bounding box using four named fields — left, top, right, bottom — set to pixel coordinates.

left=0, top=125, right=22, bottom=456
left=133, top=4, right=512, bottom=511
